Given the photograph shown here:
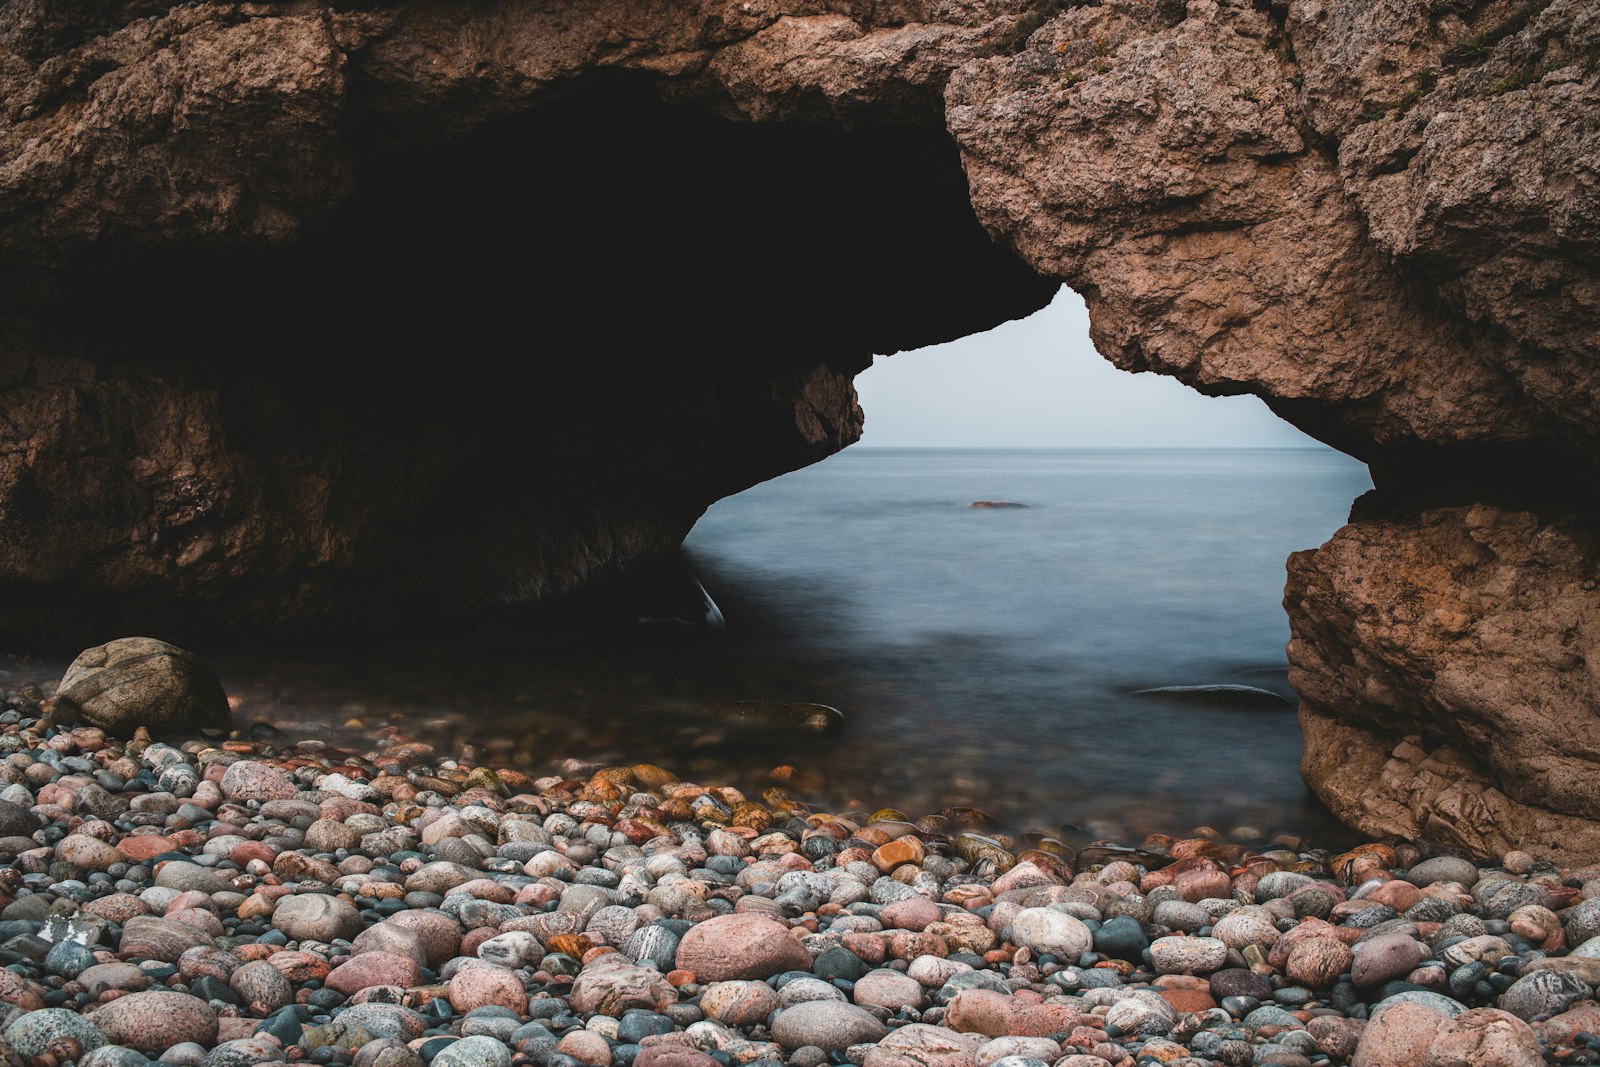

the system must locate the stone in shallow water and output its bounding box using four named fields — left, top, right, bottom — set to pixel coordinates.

left=700, top=702, right=845, bottom=733
left=1127, top=685, right=1291, bottom=709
